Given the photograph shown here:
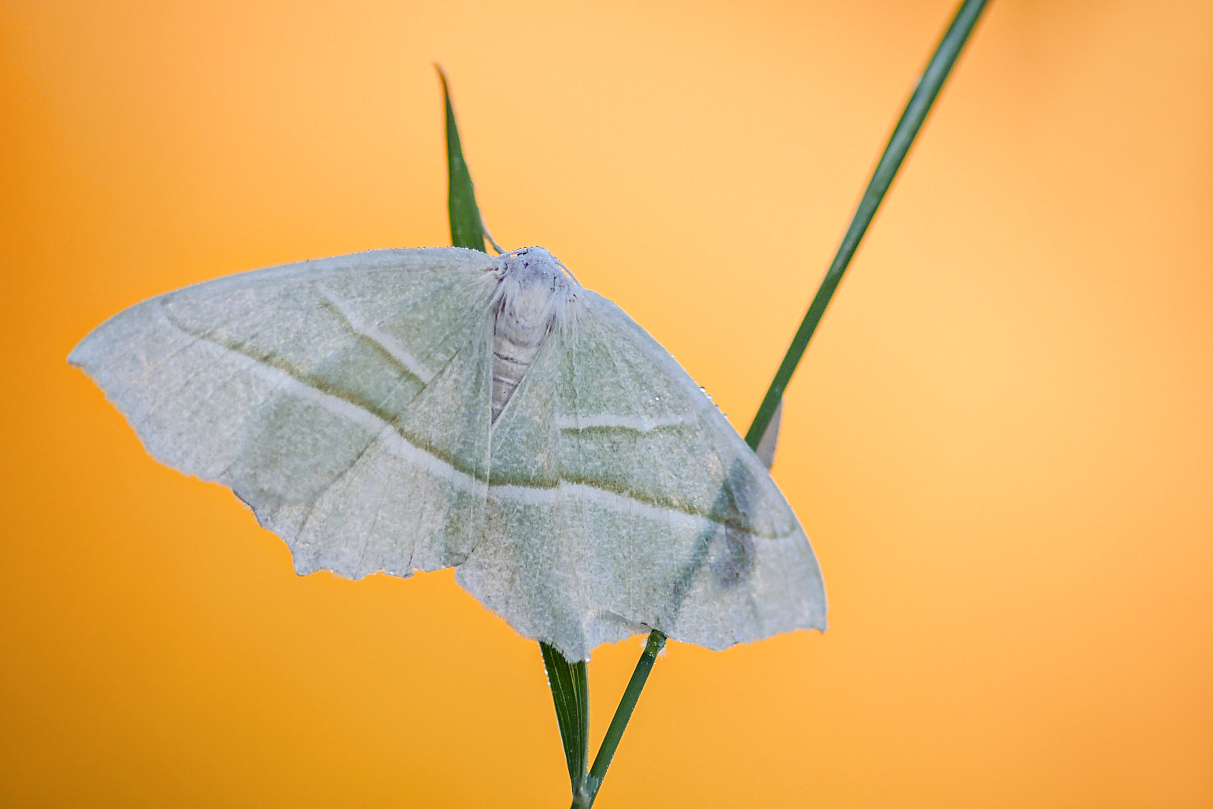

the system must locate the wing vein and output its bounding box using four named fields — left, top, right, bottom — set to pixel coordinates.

left=316, top=282, right=436, bottom=383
